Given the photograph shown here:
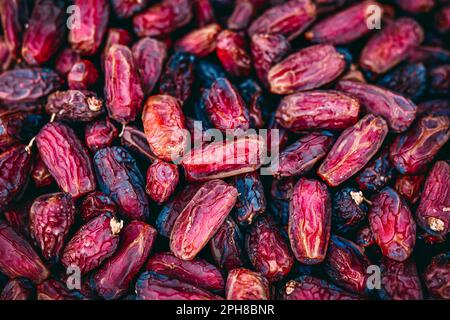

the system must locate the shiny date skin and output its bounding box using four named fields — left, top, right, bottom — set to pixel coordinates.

left=120, top=125, right=157, bottom=162
left=318, top=114, right=388, bottom=187
left=0, top=278, right=34, bottom=300
left=145, top=160, right=179, bottom=204
left=216, top=30, right=251, bottom=77
left=68, top=60, right=99, bottom=90
left=225, top=268, right=270, bottom=300
left=176, top=24, right=221, bottom=58
left=389, top=115, right=450, bottom=174
left=355, top=149, right=394, bottom=192
left=282, top=276, right=359, bottom=300
left=85, top=118, right=118, bottom=152
left=394, top=174, right=425, bottom=204
left=276, top=90, right=360, bottom=132
left=423, top=252, right=450, bottom=300
left=37, top=279, right=85, bottom=300
left=332, top=187, right=368, bottom=234
left=81, top=191, right=117, bottom=222
left=112, top=0, right=149, bottom=18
